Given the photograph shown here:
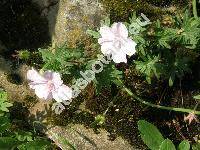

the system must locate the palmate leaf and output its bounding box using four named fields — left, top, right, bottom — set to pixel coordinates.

left=15, top=131, right=33, bottom=142
left=0, top=91, right=12, bottom=113
left=100, top=16, right=111, bottom=27
left=174, top=10, right=200, bottom=49
left=39, top=44, right=86, bottom=75
left=135, top=55, right=162, bottom=84
left=167, top=56, right=191, bottom=86
left=17, top=139, right=51, bottom=150
left=94, top=63, right=123, bottom=94
left=86, top=29, right=101, bottom=39
left=138, top=120, right=165, bottom=150
left=154, top=10, right=200, bottom=49
left=0, top=137, right=20, bottom=150
left=157, top=28, right=178, bottom=49
left=154, top=20, right=177, bottom=49
left=0, top=115, right=10, bottom=134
